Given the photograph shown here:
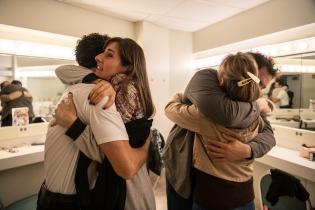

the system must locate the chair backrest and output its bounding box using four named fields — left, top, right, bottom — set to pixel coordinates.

left=5, top=194, right=37, bottom=210
left=0, top=199, right=4, bottom=210
left=259, top=172, right=311, bottom=210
